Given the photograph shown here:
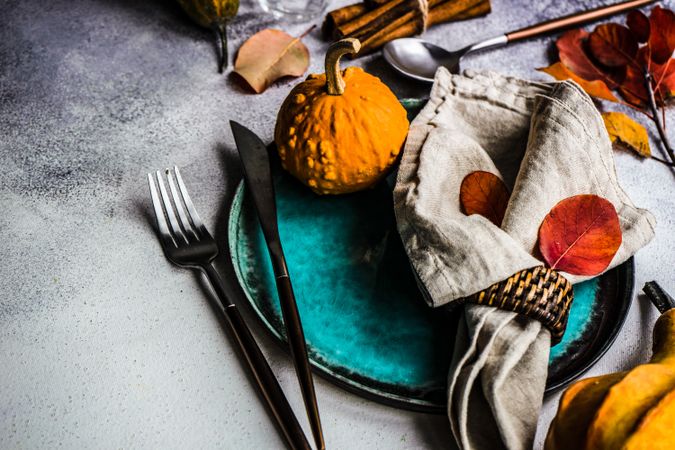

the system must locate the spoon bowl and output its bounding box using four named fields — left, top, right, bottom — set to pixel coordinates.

left=383, top=38, right=461, bottom=82
left=383, top=36, right=507, bottom=83
left=382, top=0, right=655, bottom=82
